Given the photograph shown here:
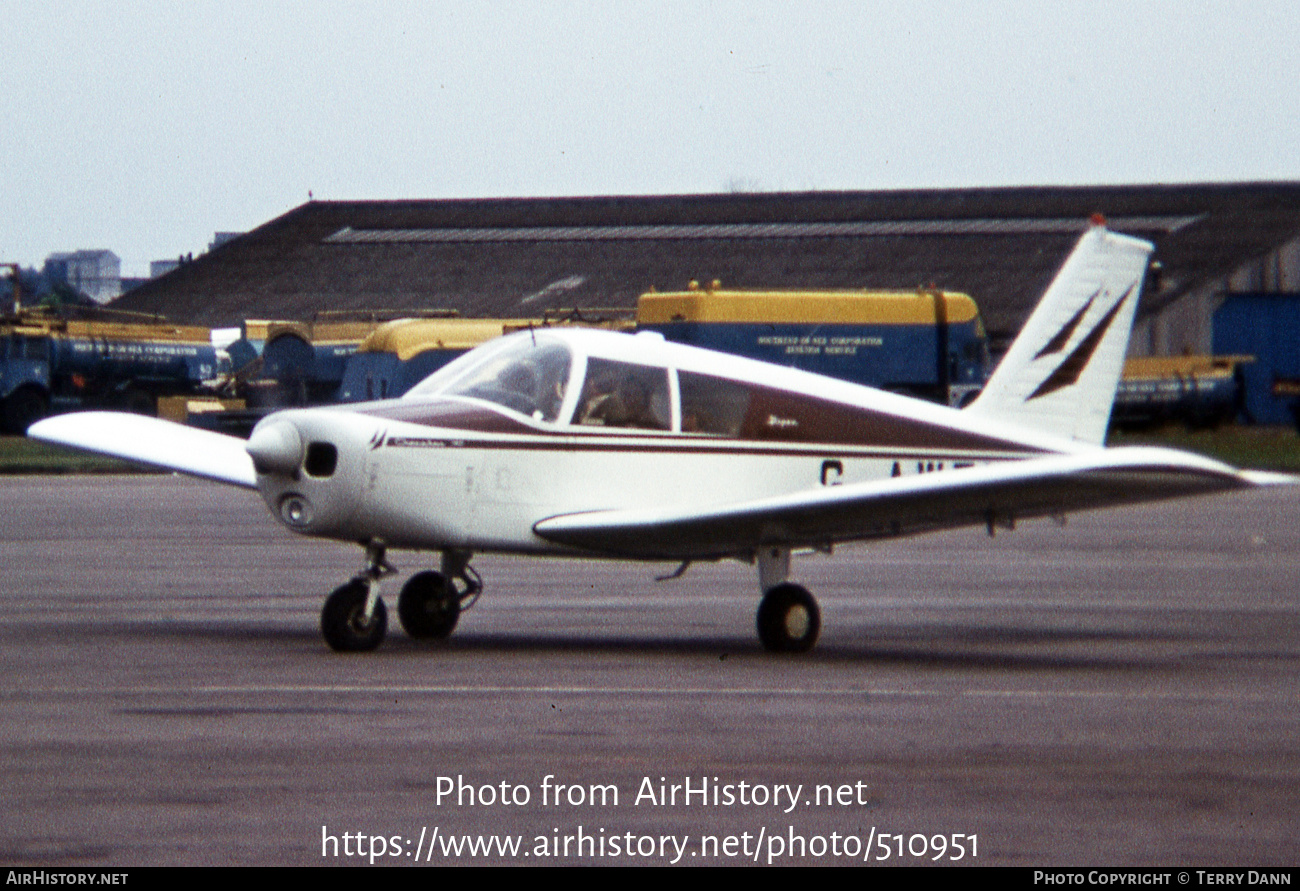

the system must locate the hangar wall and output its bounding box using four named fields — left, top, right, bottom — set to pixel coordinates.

left=1134, top=234, right=1300, bottom=357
